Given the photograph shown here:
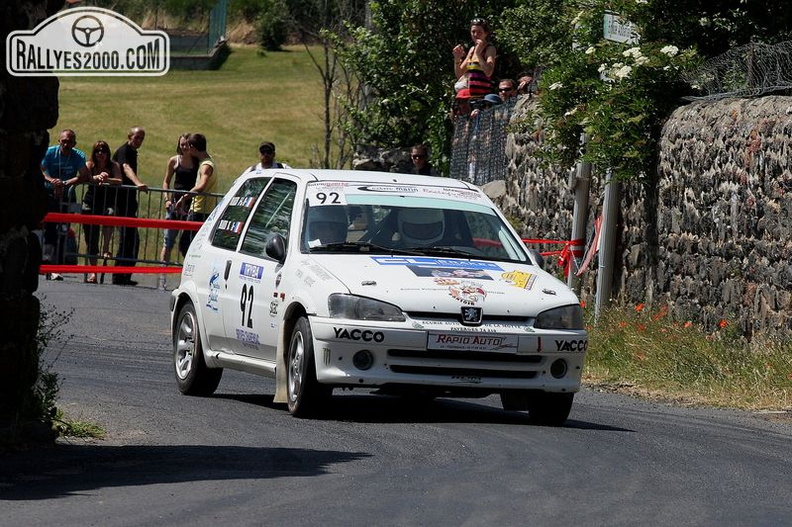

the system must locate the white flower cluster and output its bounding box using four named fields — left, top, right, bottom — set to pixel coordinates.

left=660, top=45, right=679, bottom=57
